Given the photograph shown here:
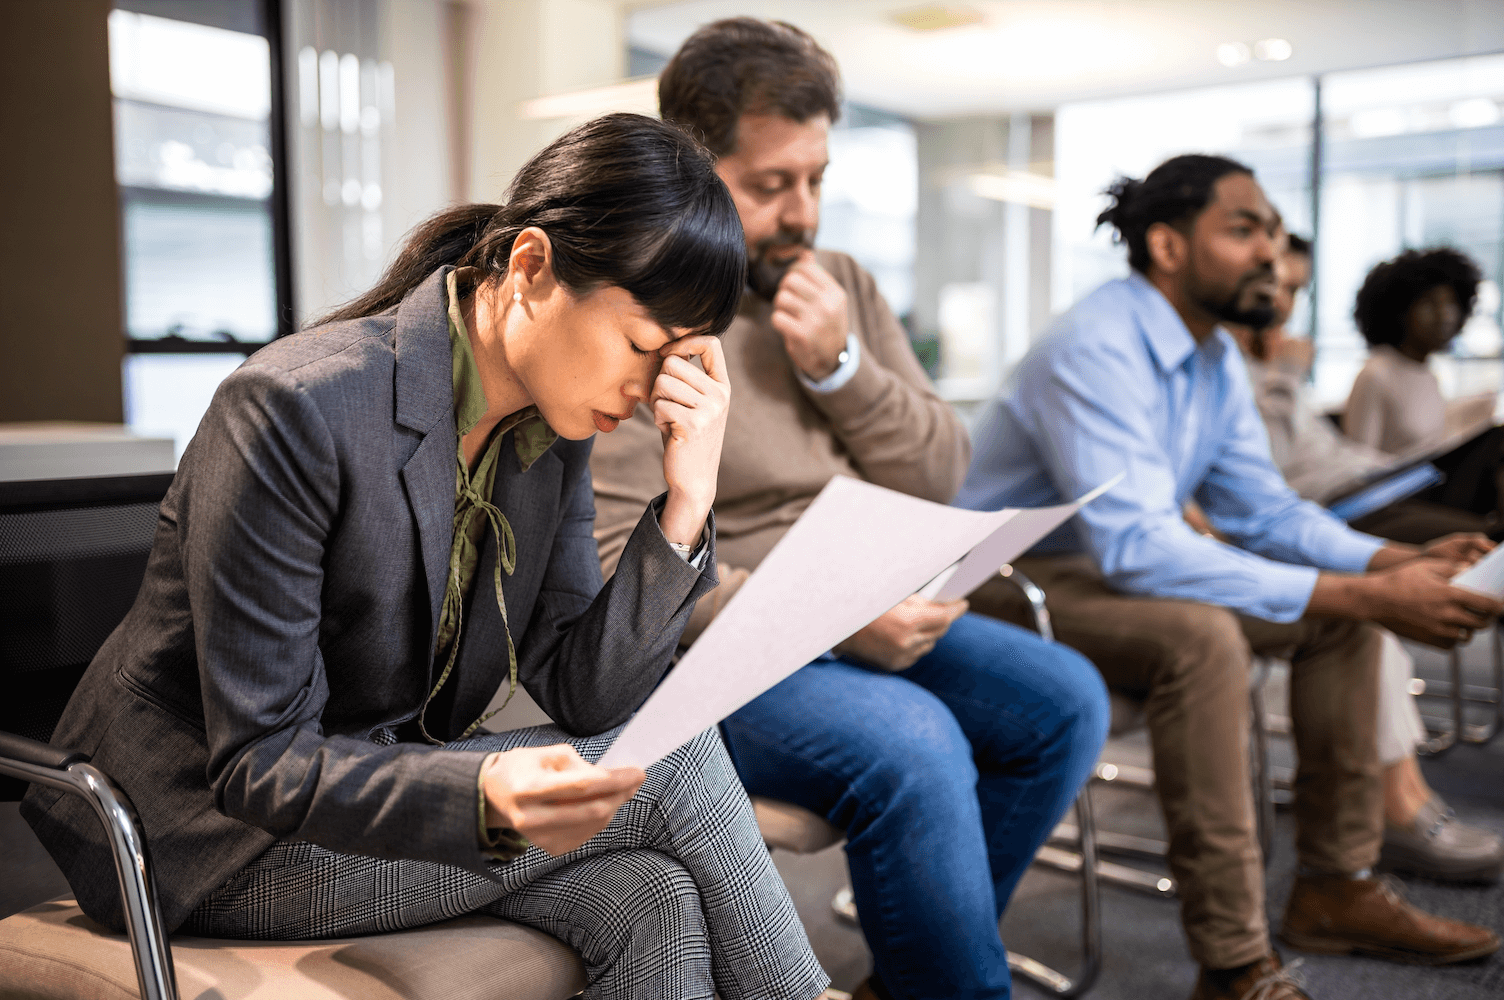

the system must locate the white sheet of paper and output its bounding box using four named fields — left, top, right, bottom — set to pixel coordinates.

left=922, top=472, right=1124, bottom=602
left=1453, top=543, right=1504, bottom=598
left=599, top=475, right=1115, bottom=768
